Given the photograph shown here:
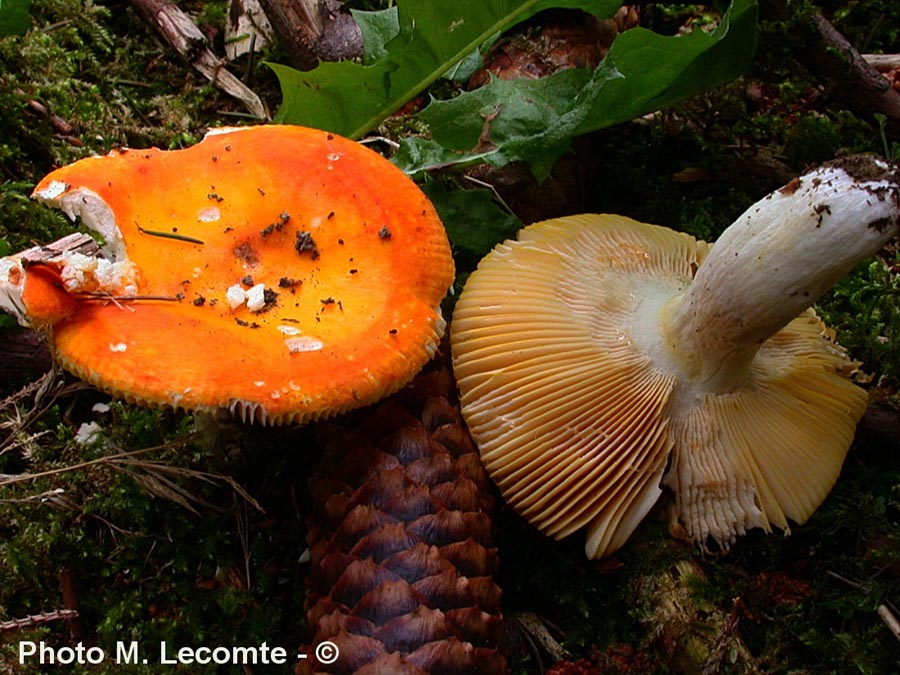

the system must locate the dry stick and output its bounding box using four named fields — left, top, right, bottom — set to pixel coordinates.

left=128, top=0, right=266, bottom=119
left=254, top=0, right=326, bottom=70
left=864, top=54, right=900, bottom=73
left=827, top=571, right=900, bottom=643
left=877, top=605, right=900, bottom=642
left=513, top=612, right=571, bottom=664
left=18, top=232, right=99, bottom=263
left=0, top=609, right=79, bottom=634
left=0, top=442, right=266, bottom=520
left=702, top=597, right=745, bottom=675
left=26, top=99, right=75, bottom=135
left=802, top=11, right=900, bottom=130
left=59, top=567, right=82, bottom=640
left=0, top=445, right=176, bottom=487
left=254, top=0, right=362, bottom=68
